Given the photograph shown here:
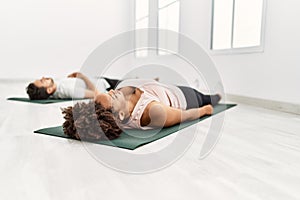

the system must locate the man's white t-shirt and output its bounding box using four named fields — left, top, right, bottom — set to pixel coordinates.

left=51, top=78, right=109, bottom=99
